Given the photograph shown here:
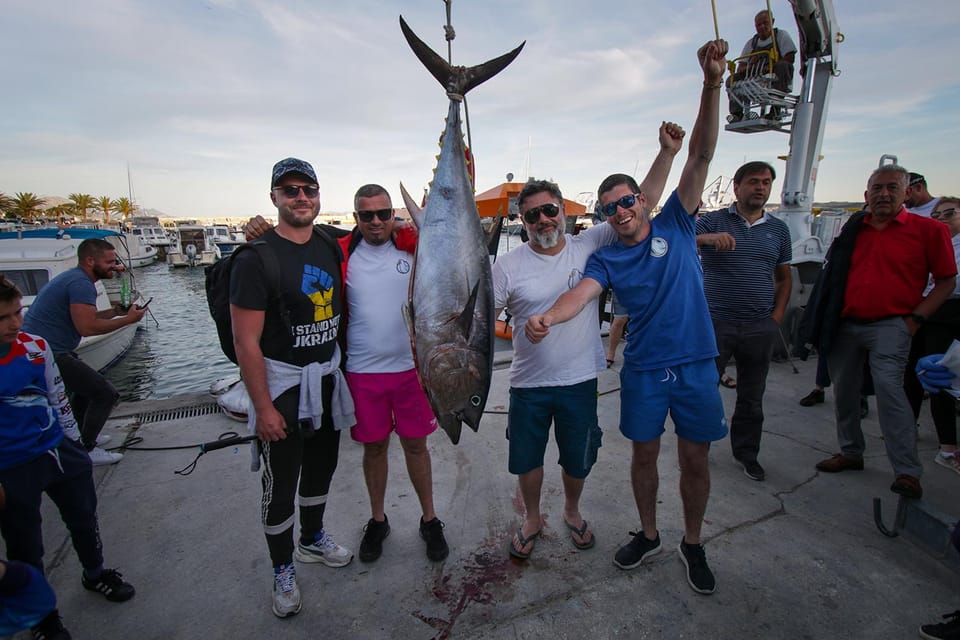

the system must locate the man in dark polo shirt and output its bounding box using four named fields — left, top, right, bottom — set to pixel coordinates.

left=696, top=161, right=792, bottom=481
left=810, top=164, right=956, bottom=499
